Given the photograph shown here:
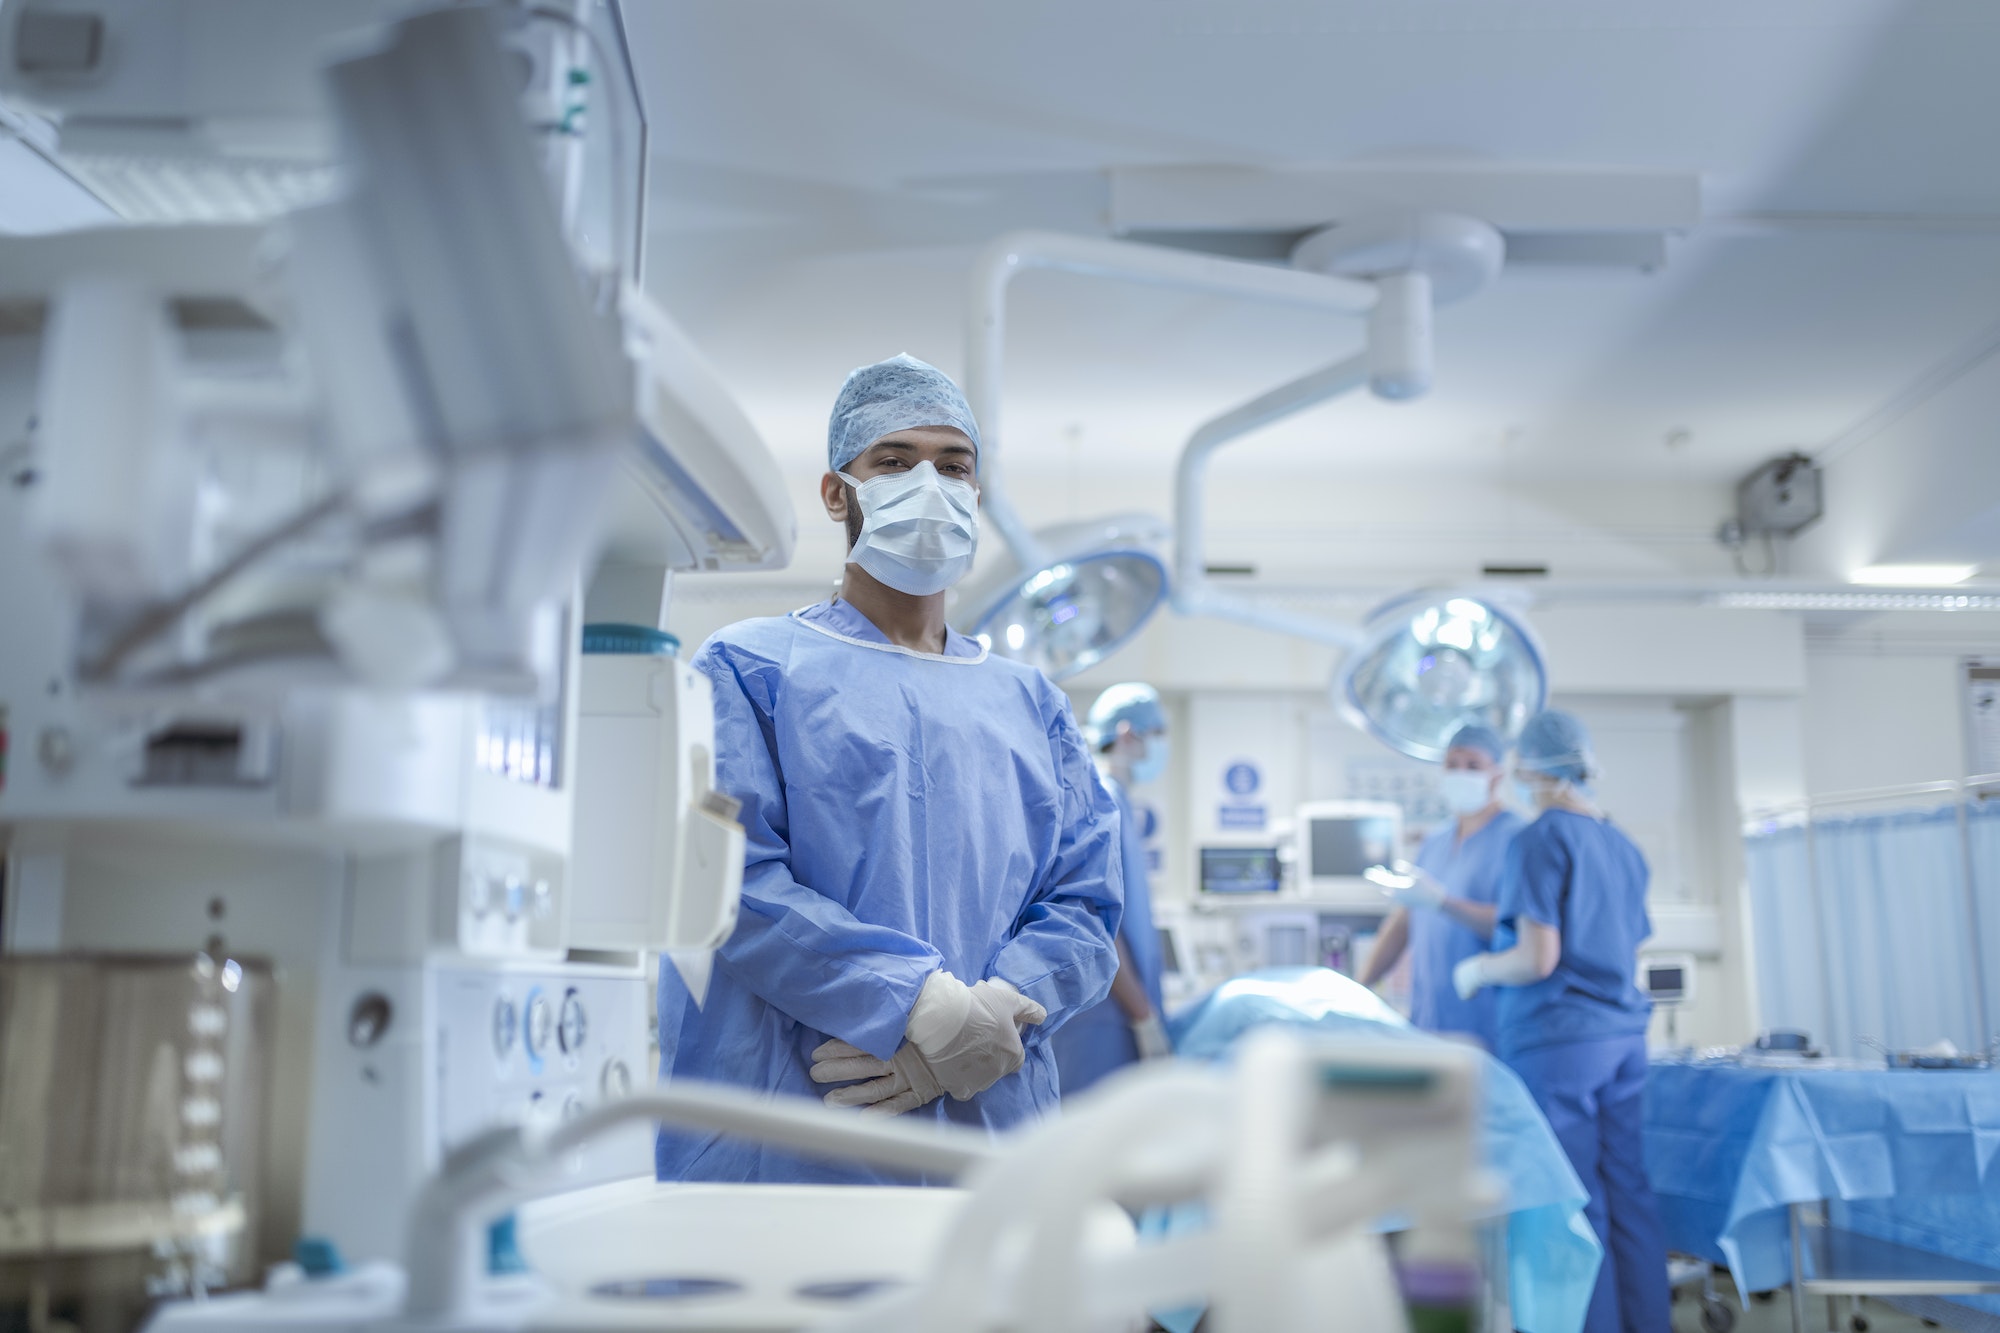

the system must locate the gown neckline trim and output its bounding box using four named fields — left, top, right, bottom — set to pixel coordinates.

left=790, top=607, right=991, bottom=665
